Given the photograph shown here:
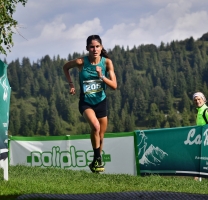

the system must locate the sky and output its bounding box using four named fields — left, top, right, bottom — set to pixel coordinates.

left=1, top=0, right=208, bottom=63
